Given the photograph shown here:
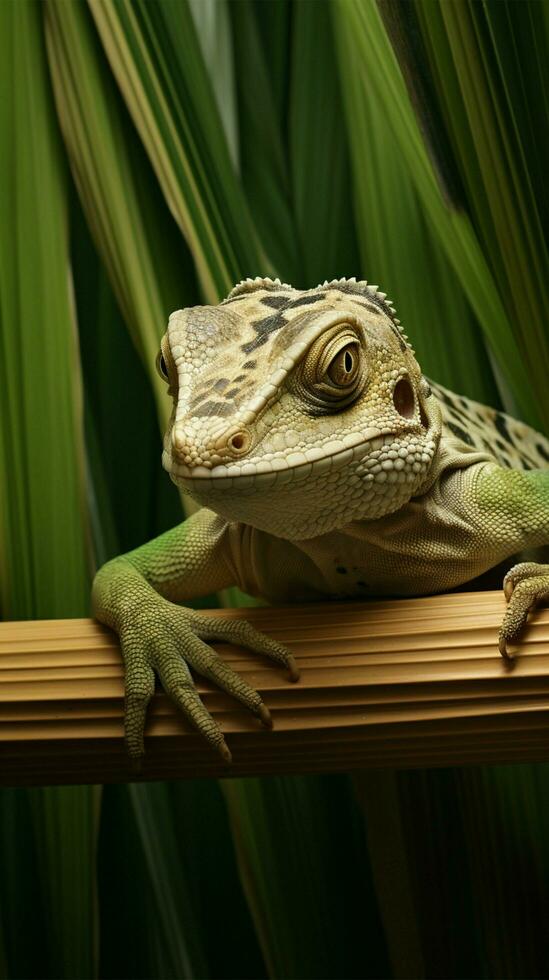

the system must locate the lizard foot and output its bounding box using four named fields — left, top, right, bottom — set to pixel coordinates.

left=499, top=562, right=549, bottom=659
left=120, top=601, right=298, bottom=766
